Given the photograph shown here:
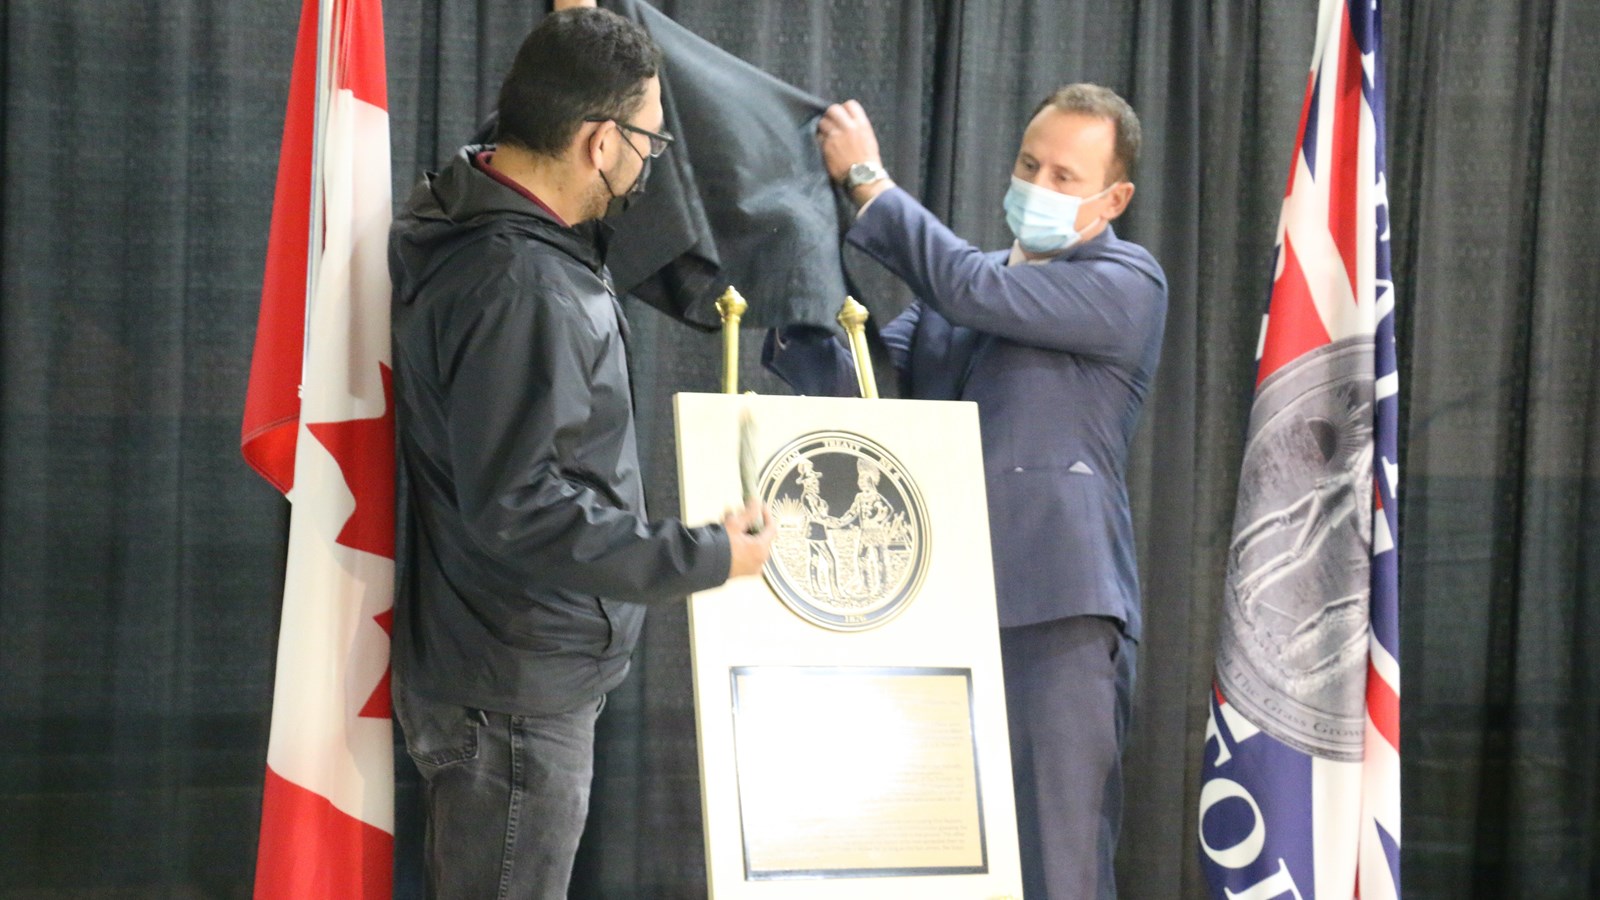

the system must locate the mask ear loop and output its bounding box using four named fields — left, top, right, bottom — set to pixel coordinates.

left=1081, top=181, right=1122, bottom=232
left=592, top=122, right=636, bottom=208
